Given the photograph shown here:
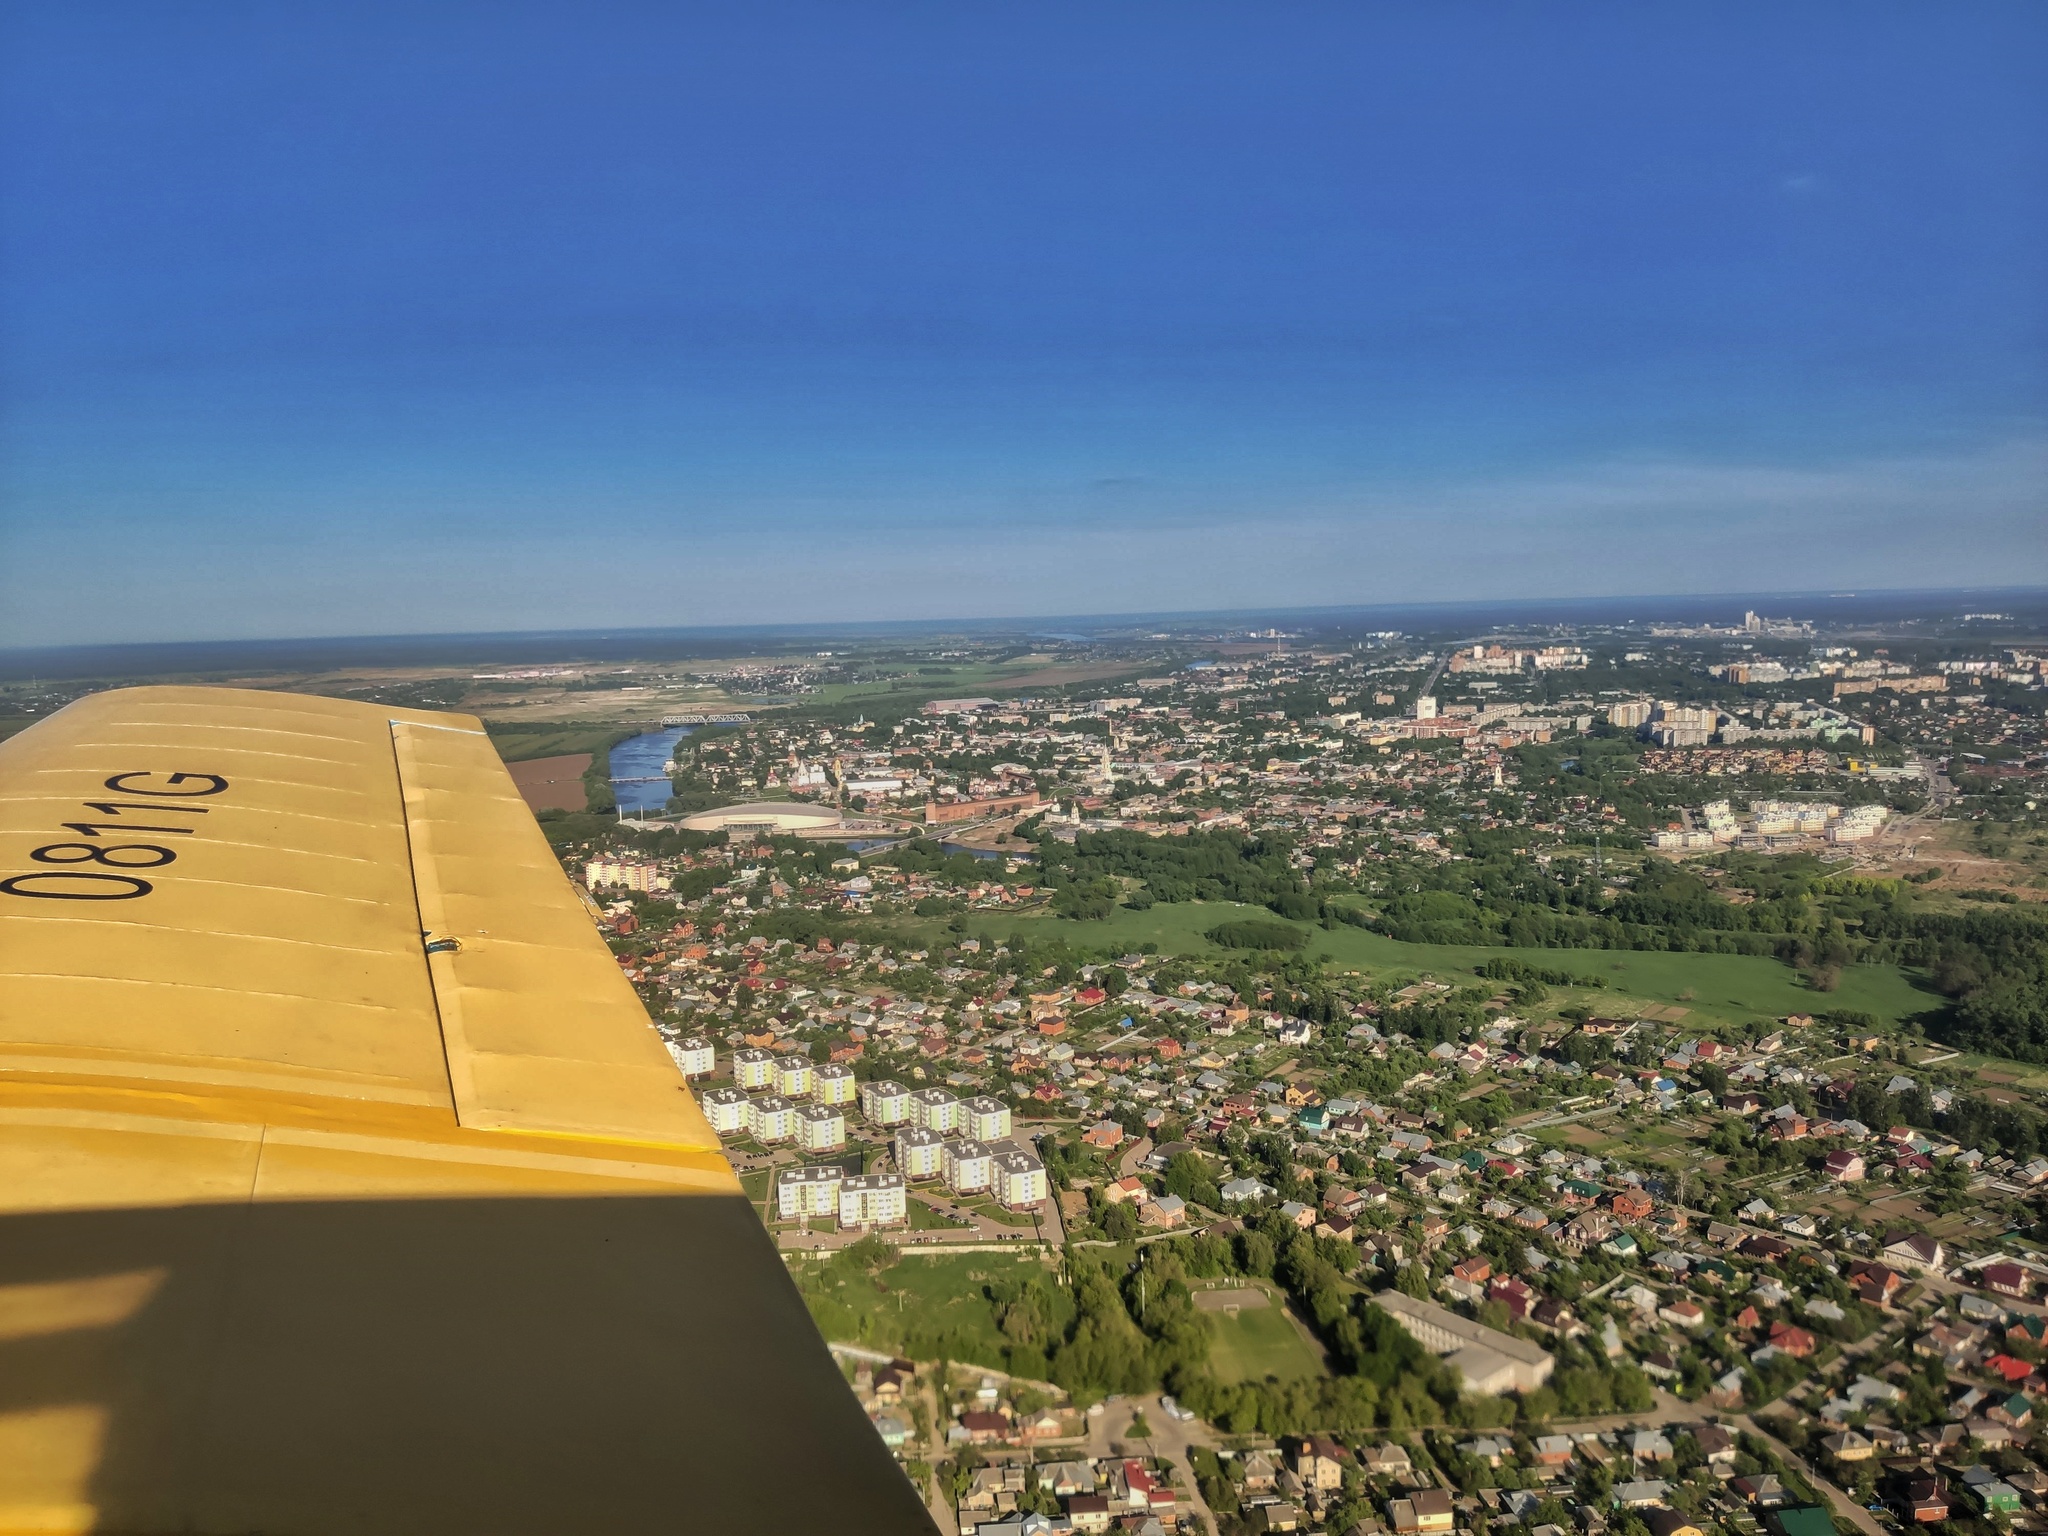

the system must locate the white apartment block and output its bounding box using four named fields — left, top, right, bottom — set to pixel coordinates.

left=797, top=1104, right=847, bottom=1154
left=582, top=856, right=669, bottom=893
left=1750, top=799, right=1833, bottom=836
left=840, top=1173, right=908, bottom=1231
left=943, top=1138, right=995, bottom=1195
left=895, top=1126, right=945, bottom=1180
left=775, top=1058, right=815, bottom=1100
left=1829, top=805, right=1888, bottom=842
left=668, top=1037, right=716, bottom=1079
left=909, top=1087, right=961, bottom=1135
left=814, top=1062, right=858, bottom=1106
left=861, top=1079, right=911, bottom=1127
left=1650, top=723, right=1713, bottom=748
left=731, top=1048, right=777, bottom=1091
left=1652, top=830, right=1718, bottom=851
left=776, top=1164, right=843, bottom=1221
left=963, top=1096, right=1012, bottom=1142
left=747, top=1094, right=797, bottom=1144
left=1656, top=704, right=1718, bottom=732
left=992, top=1146, right=1048, bottom=1210
left=699, top=1085, right=748, bottom=1136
